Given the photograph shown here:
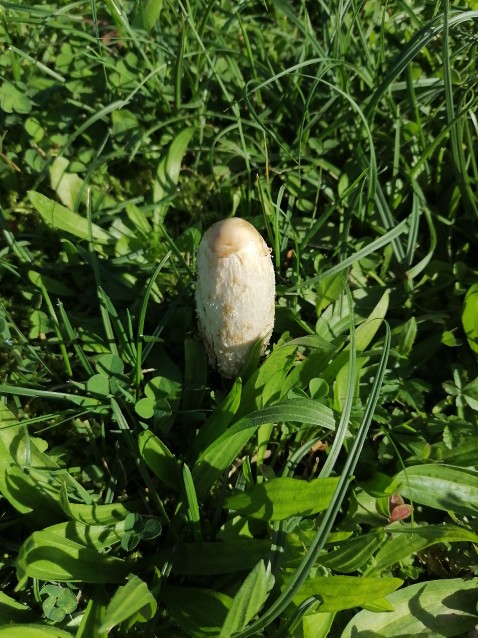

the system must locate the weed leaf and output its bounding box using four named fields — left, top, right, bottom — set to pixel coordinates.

left=28, top=191, right=111, bottom=244
left=225, top=476, right=340, bottom=521
left=342, top=578, right=478, bottom=636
